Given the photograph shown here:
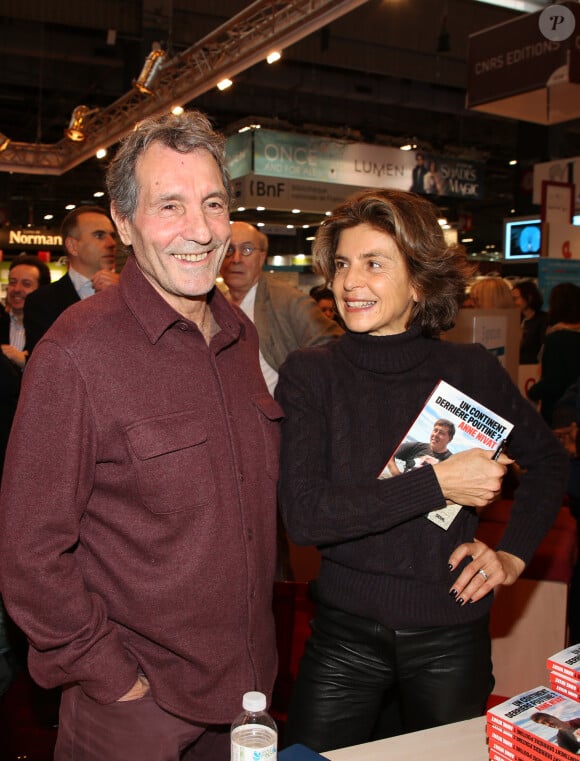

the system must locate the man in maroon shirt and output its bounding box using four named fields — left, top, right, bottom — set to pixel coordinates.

left=0, top=110, right=282, bottom=761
